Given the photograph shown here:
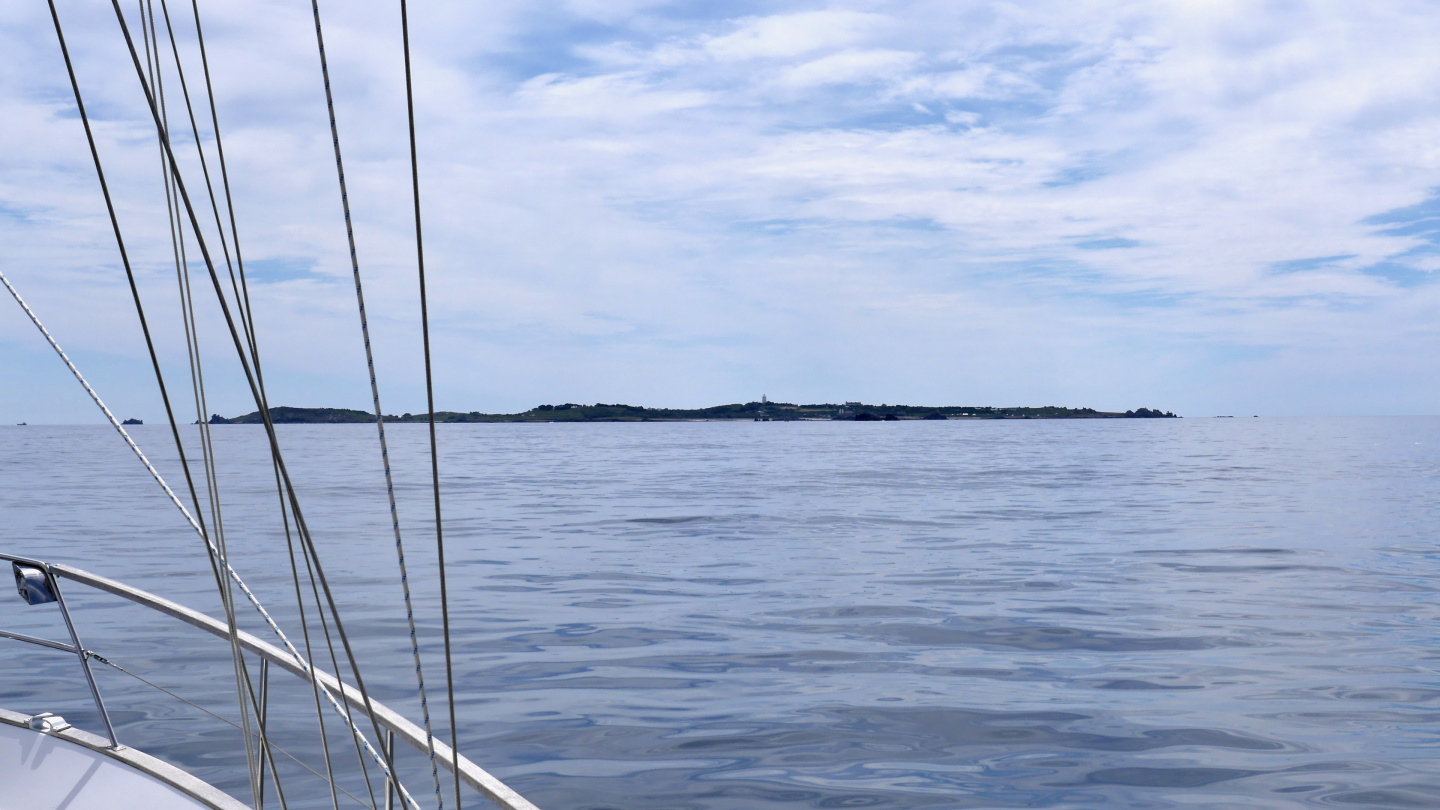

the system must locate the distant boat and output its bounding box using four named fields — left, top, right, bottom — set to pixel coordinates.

left=121, top=418, right=142, bottom=425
